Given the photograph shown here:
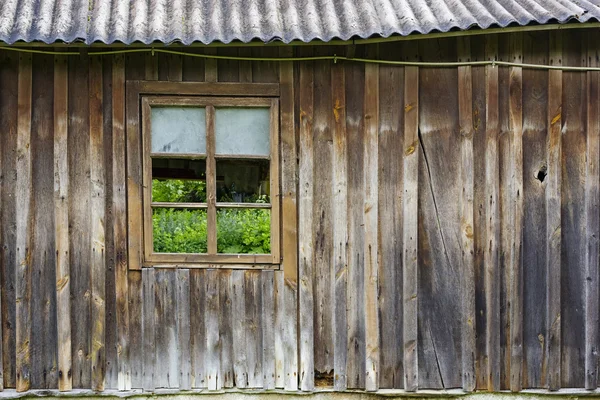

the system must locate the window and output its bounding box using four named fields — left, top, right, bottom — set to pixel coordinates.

left=141, top=96, right=280, bottom=266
